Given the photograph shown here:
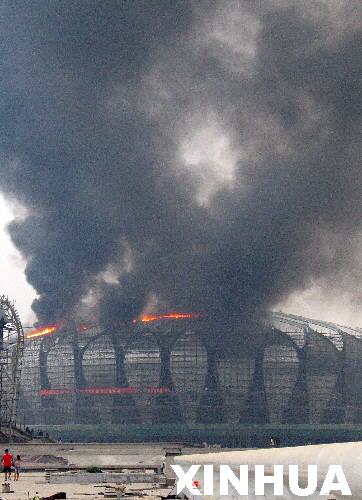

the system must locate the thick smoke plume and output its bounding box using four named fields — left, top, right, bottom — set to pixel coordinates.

left=0, top=1, right=361, bottom=328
